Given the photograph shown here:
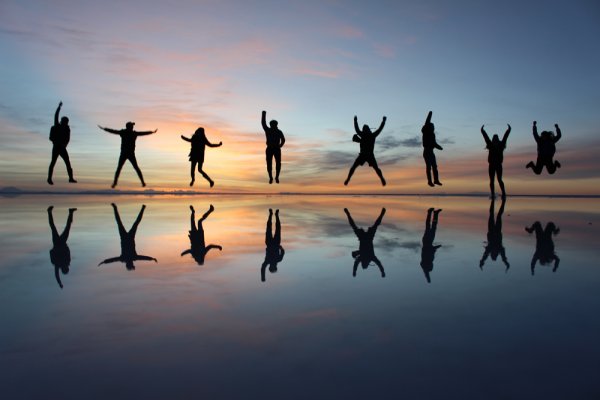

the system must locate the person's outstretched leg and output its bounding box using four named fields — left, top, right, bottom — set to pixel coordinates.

left=274, top=209, right=281, bottom=244
left=425, top=164, right=433, bottom=187
left=48, top=147, right=60, bottom=185
left=129, top=154, right=146, bottom=187
left=527, top=157, right=544, bottom=175
left=344, top=158, right=361, bottom=186
left=274, top=148, right=281, bottom=184
left=199, top=168, right=214, bottom=187
left=496, top=165, right=506, bottom=199
left=371, top=159, right=386, bottom=186
left=59, top=147, right=77, bottom=183
left=266, top=209, right=273, bottom=244
left=266, top=148, right=274, bottom=184
left=488, top=165, right=496, bottom=198
left=112, top=154, right=127, bottom=188
left=189, top=161, right=197, bottom=186
left=546, top=159, right=558, bottom=174
left=432, top=154, right=442, bottom=185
